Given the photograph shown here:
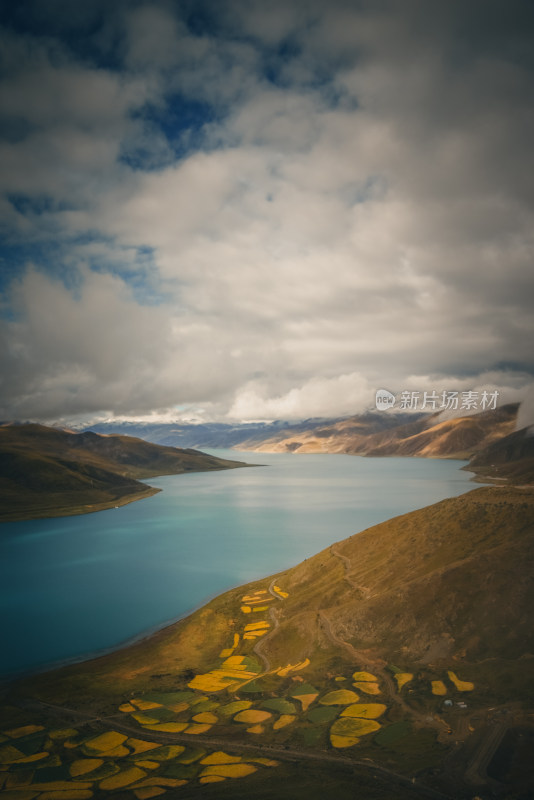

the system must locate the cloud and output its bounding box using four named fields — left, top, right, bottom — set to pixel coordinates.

left=0, top=0, right=533, bottom=423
